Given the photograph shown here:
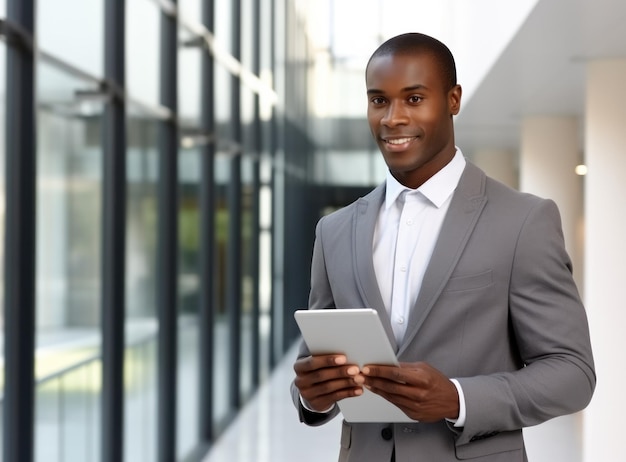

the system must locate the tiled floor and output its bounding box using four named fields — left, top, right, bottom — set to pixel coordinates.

left=203, top=342, right=585, bottom=462
left=202, top=343, right=342, bottom=462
